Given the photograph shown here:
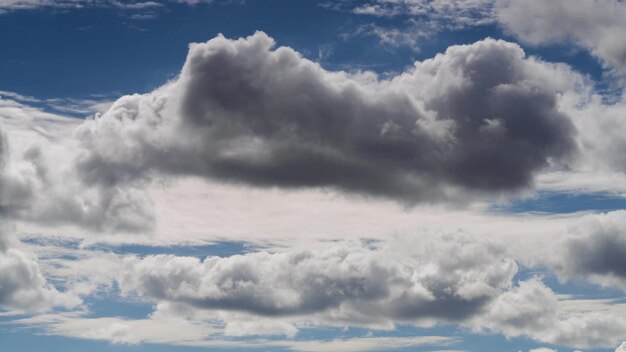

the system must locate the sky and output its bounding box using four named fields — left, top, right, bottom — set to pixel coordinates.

left=1, top=1, right=626, bottom=352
